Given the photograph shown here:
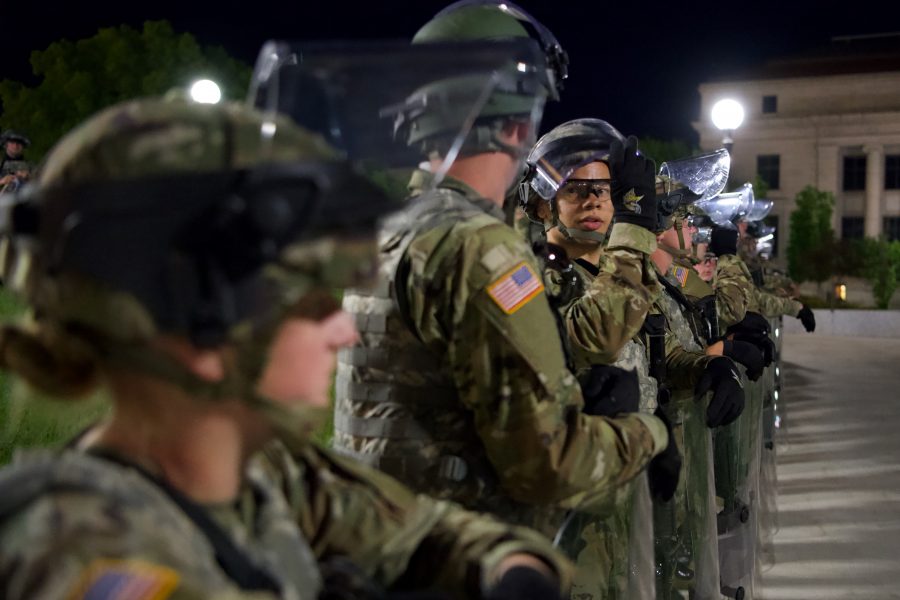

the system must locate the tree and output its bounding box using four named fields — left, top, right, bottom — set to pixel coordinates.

left=860, top=237, right=900, bottom=309
left=787, top=185, right=835, bottom=283
left=638, top=137, right=698, bottom=166
left=0, top=21, right=251, bottom=160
